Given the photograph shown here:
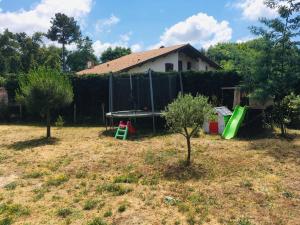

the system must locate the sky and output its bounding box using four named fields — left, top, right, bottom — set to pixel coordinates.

left=0, top=0, right=279, bottom=57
